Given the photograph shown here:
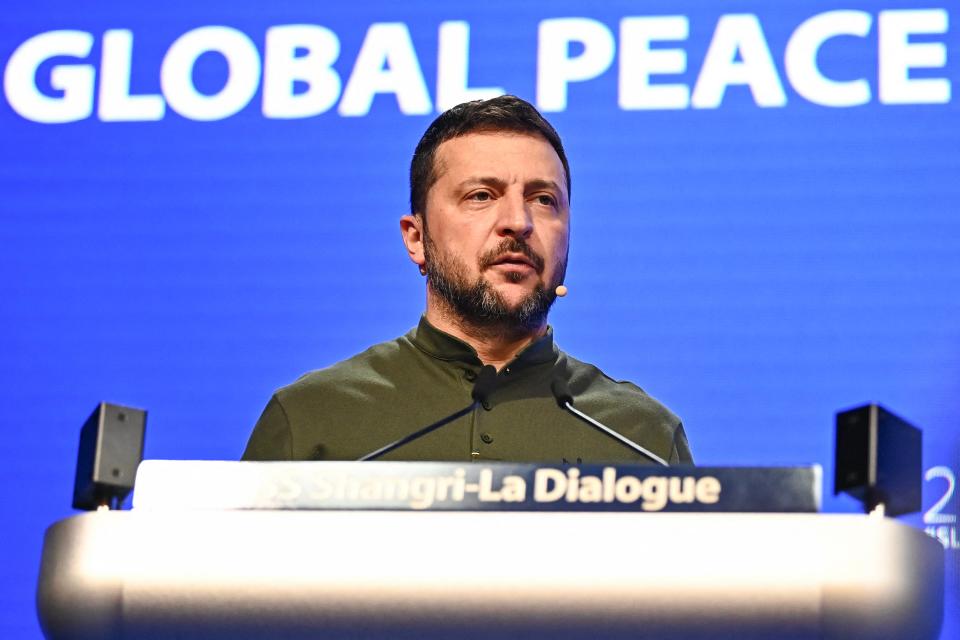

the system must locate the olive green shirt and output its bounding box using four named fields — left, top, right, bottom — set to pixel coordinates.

left=243, top=317, right=692, bottom=464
